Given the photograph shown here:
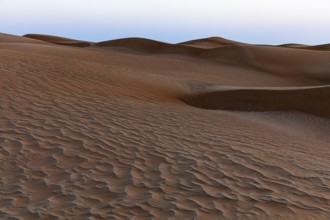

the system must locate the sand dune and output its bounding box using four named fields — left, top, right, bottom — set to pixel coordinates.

left=95, top=38, right=255, bottom=68
left=95, top=37, right=330, bottom=83
left=248, top=46, right=330, bottom=83
left=179, top=36, right=248, bottom=48
left=95, top=37, right=204, bottom=56
left=0, top=33, right=50, bottom=45
left=1, top=33, right=330, bottom=219
left=278, top=43, right=309, bottom=48
left=24, top=34, right=92, bottom=47
left=279, top=43, right=330, bottom=51
left=182, top=85, right=330, bottom=118
left=95, top=37, right=249, bottom=62
left=302, top=44, right=330, bottom=51
left=96, top=37, right=168, bottom=50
